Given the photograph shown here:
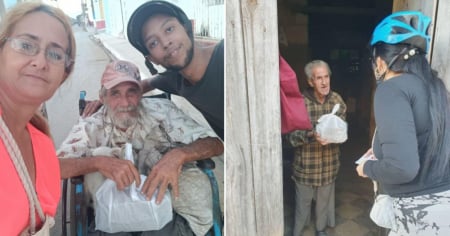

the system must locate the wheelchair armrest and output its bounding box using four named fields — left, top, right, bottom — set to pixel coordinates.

left=196, top=159, right=215, bottom=170
left=62, top=175, right=87, bottom=236
left=70, top=175, right=84, bottom=184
